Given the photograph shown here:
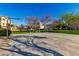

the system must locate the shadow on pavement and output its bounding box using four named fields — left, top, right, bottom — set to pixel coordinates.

left=10, top=35, right=47, bottom=39
left=10, top=37, right=63, bottom=56
left=32, top=44, right=63, bottom=56
left=0, top=45, right=39, bottom=56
